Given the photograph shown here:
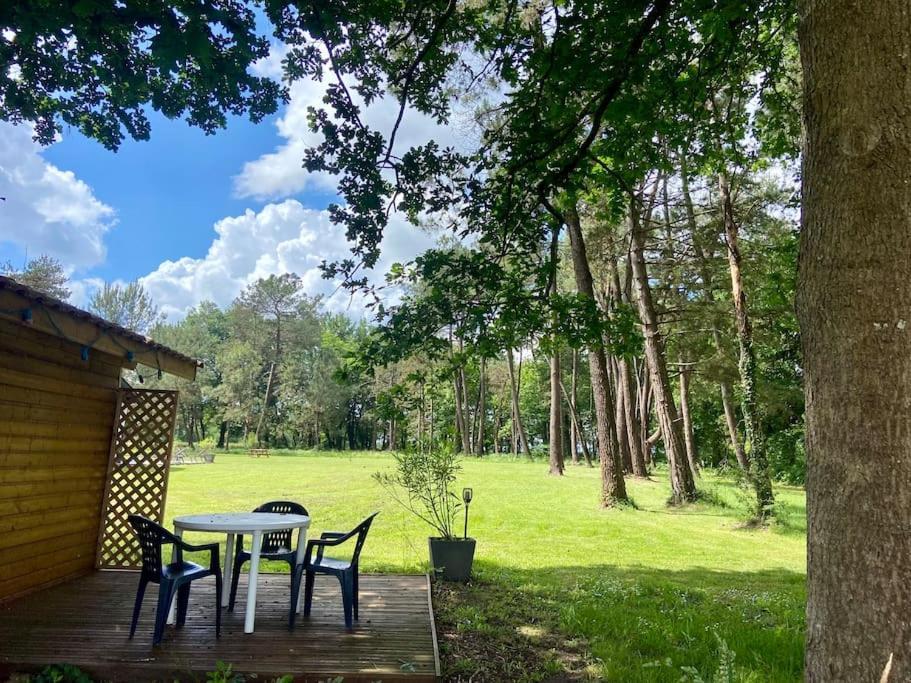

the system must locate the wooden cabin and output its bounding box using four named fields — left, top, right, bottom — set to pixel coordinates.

left=0, top=276, right=440, bottom=682
left=0, top=275, right=199, bottom=602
